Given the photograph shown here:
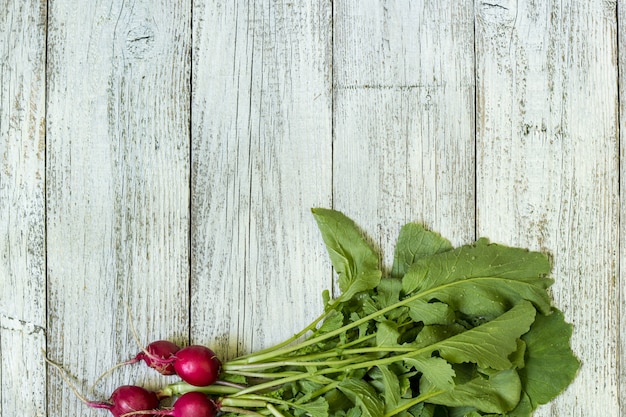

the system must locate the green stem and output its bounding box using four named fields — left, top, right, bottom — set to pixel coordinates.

left=224, top=333, right=377, bottom=371
left=232, top=295, right=345, bottom=362
left=220, top=398, right=268, bottom=408
left=224, top=370, right=302, bottom=379
left=229, top=289, right=431, bottom=365
left=294, top=380, right=339, bottom=404
left=225, top=394, right=333, bottom=417
left=219, top=406, right=265, bottom=416
left=382, top=390, right=446, bottom=417
left=231, top=344, right=434, bottom=397
left=159, top=381, right=240, bottom=397
left=224, top=353, right=377, bottom=371
left=266, top=404, right=286, bottom=417
left=224, top=346, right=416, bottom=372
